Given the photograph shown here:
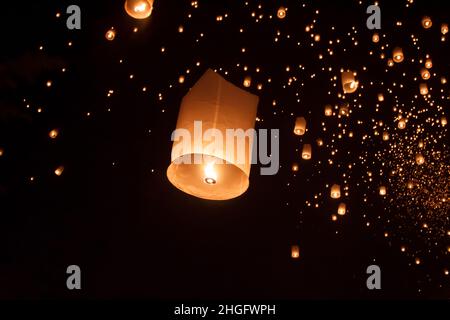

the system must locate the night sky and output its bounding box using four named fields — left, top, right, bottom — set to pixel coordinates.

left=0, top=0, right=449, bottom=300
